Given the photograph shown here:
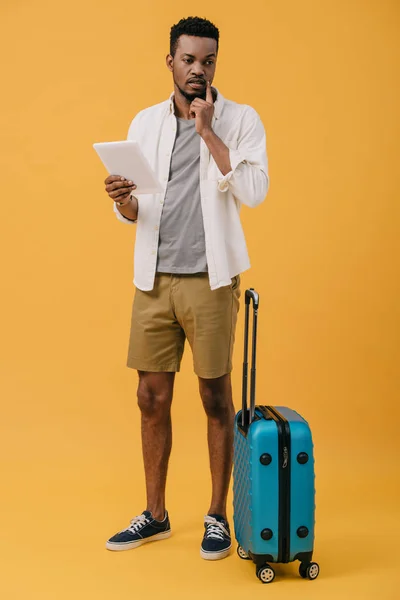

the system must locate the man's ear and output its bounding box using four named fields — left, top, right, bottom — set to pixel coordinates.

left=166, top=54, right=173, bottom=72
